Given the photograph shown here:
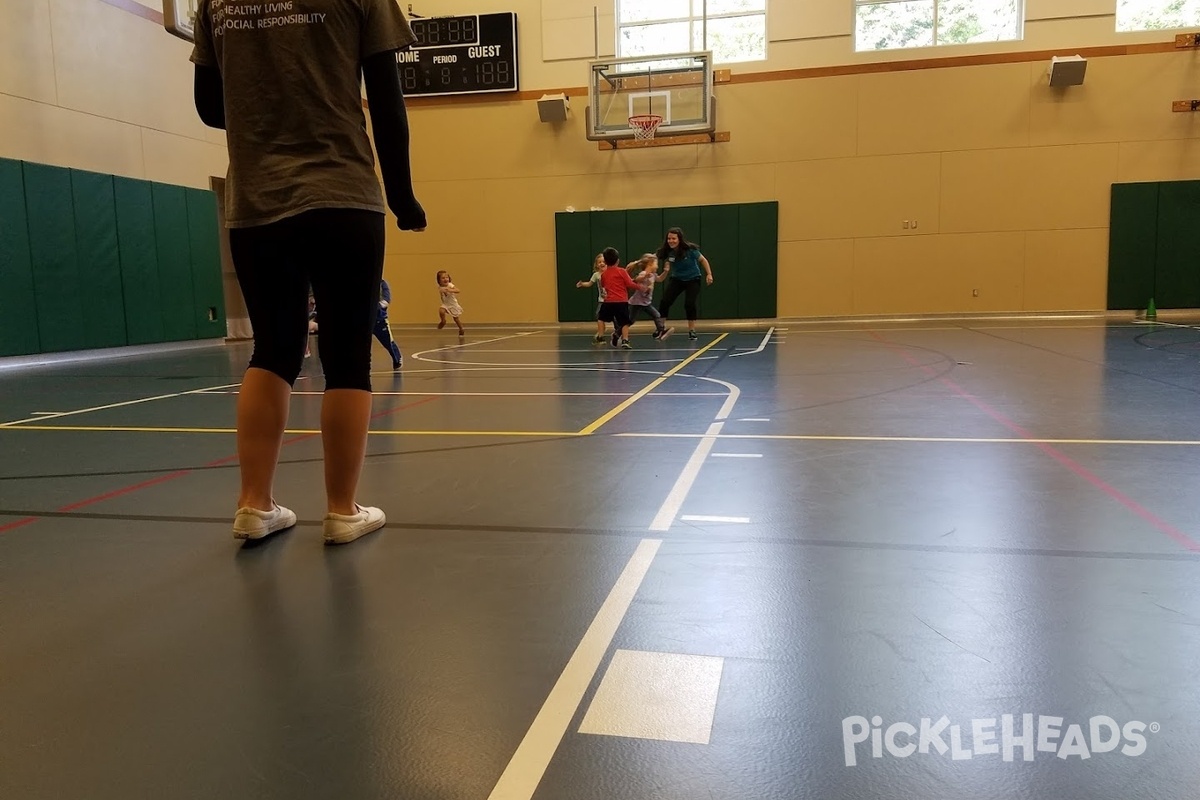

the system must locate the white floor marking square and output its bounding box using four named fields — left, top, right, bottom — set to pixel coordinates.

left=578, top=649, right=724, bottom=744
